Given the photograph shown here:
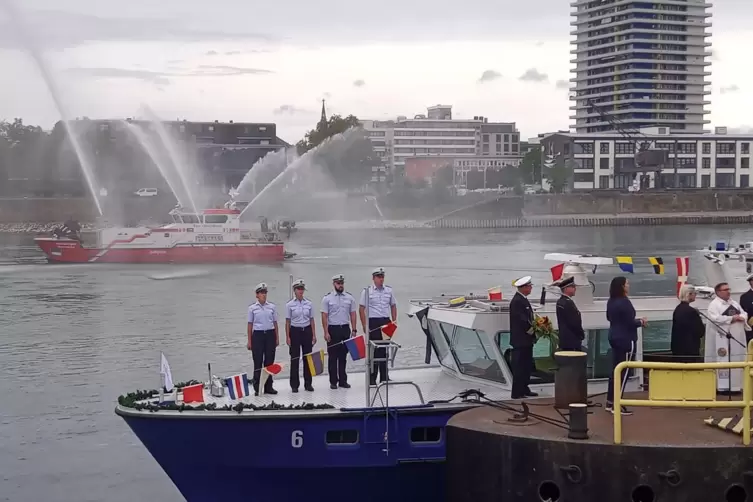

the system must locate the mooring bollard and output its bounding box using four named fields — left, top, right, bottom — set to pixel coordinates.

left=553, top=350, right=588, bottom=409
left=568, top=403, right=589, bottom=440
